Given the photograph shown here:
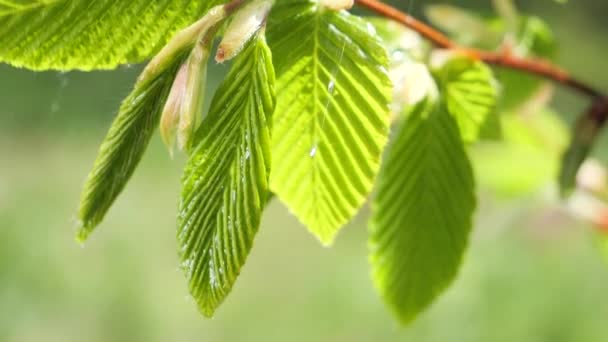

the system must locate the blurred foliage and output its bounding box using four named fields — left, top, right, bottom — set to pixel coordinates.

left=1, top=0, right=608, bottom=341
